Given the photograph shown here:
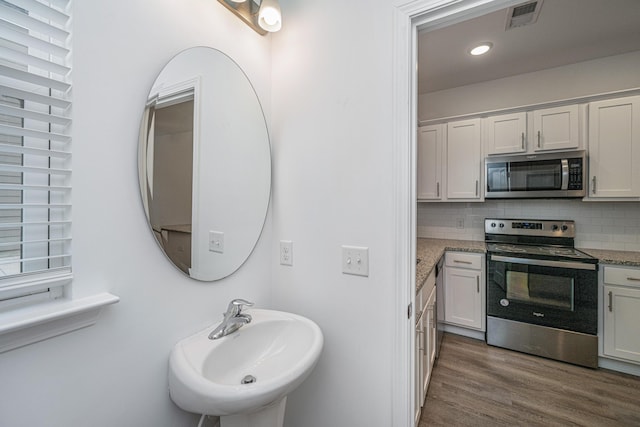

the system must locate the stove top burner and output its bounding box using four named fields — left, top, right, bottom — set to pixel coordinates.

left=486, top=242, right=596, bottom=261
left=491, top=244, right=527, bottom=253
